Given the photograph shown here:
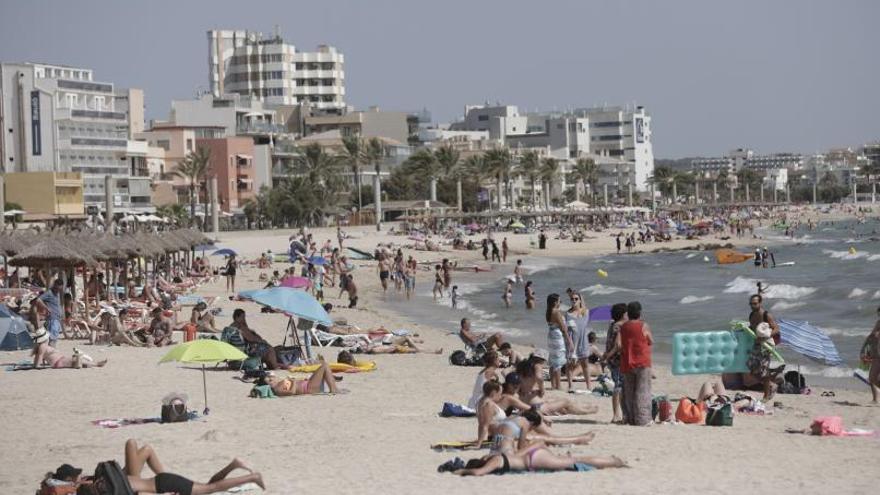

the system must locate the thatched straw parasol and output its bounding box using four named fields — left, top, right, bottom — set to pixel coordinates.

left=9, top=238, right=98, bottom=267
